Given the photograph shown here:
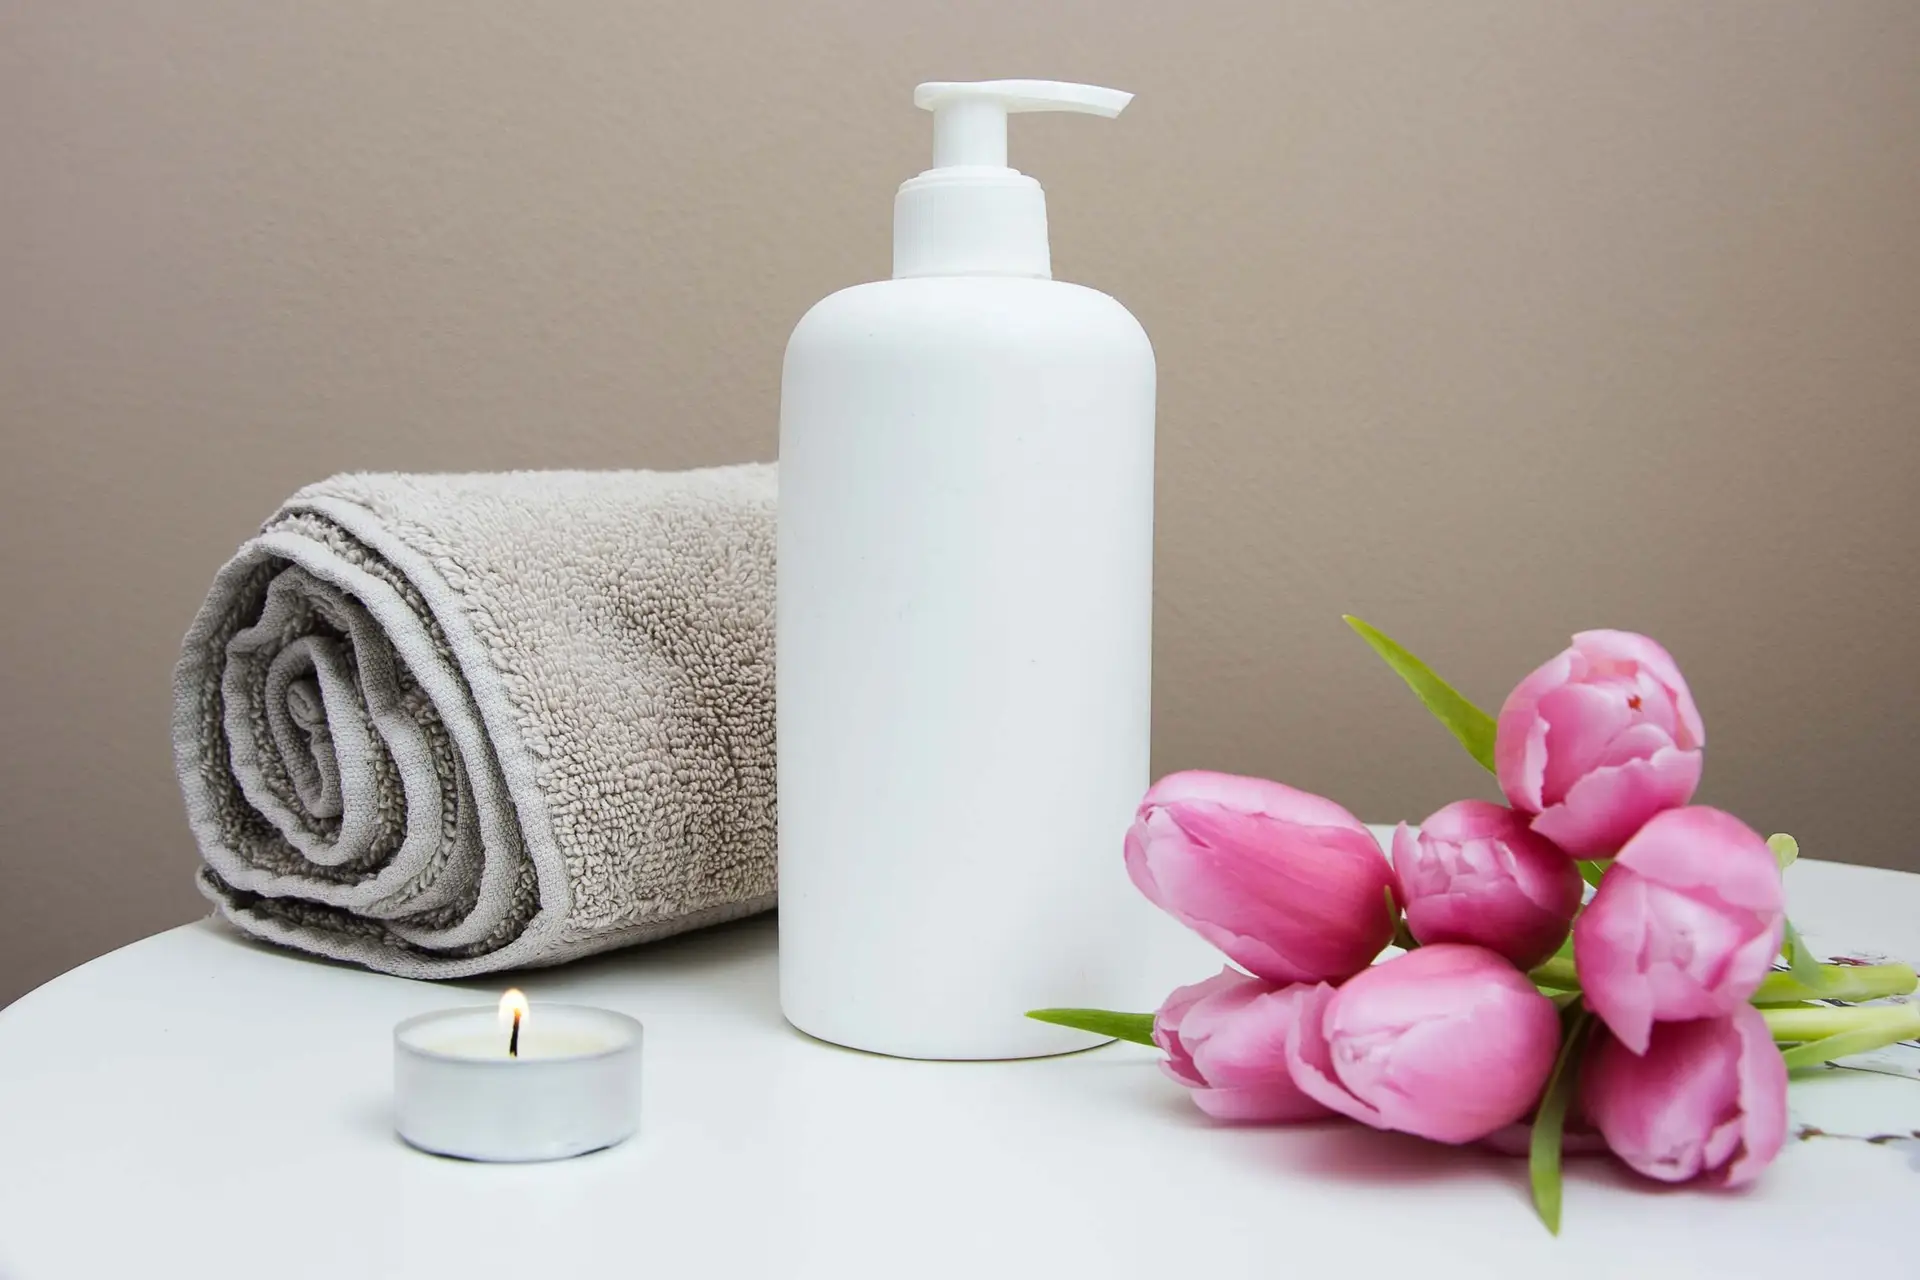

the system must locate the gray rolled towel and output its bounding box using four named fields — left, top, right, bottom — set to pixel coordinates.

left=172, top=465, right=777, bottom=978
